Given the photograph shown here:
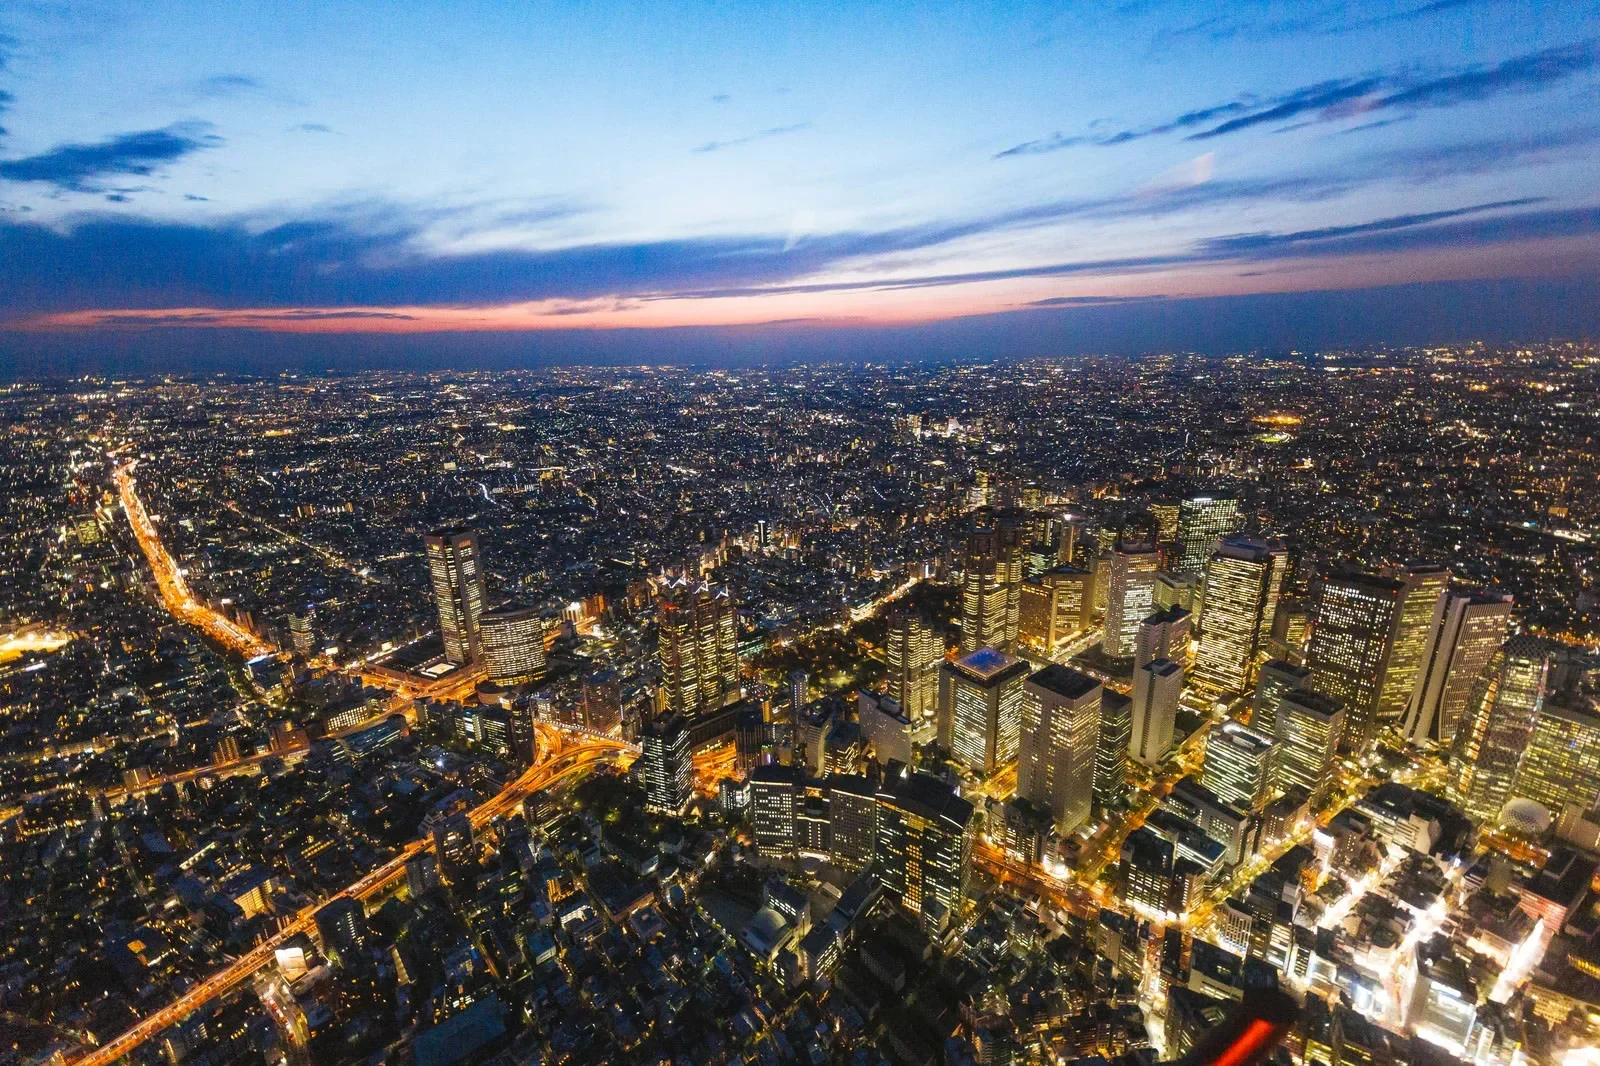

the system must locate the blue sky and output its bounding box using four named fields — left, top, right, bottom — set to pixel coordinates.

left=1, top=0, right=1598, bottom=368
